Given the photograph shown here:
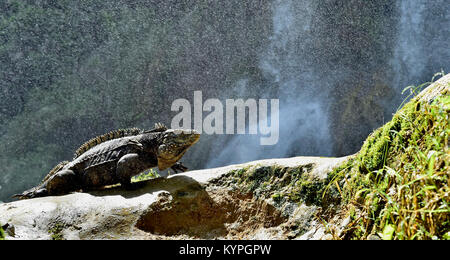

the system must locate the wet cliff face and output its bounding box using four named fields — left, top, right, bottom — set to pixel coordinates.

left=328, top=0, right=449, bottom=156
left=0, top=0, right=449, bottom=202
